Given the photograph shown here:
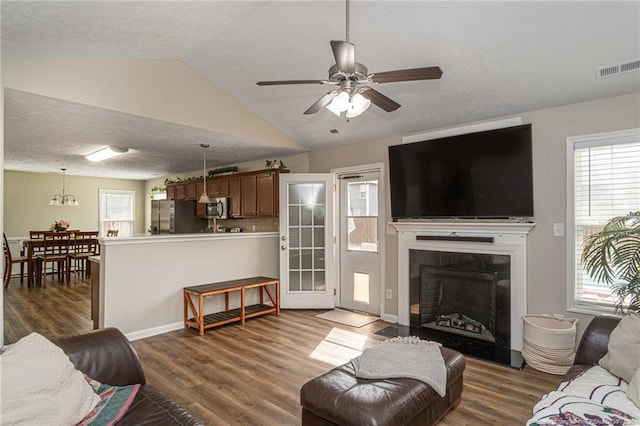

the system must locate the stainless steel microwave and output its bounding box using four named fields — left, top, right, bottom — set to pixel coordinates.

left=205, top=197, right=229, bottom=219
